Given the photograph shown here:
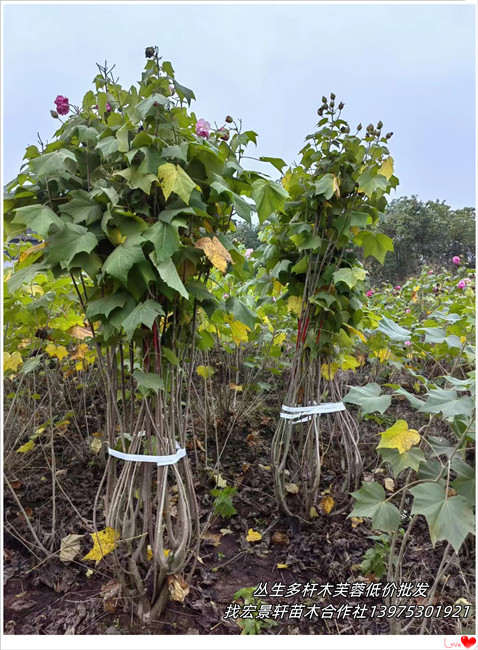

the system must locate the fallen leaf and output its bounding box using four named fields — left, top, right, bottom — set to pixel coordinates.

left=82, top=527, right=120, bottom=565
left=10, top=480, right=22, bottom=490
left=85, top=569, right=94, bottom=578
left=319, top=495, right=335, bottom=514
left=204, top=531, right=222, bottom=547
left=277, top=563, right=289, bottom=569
left=246, top=529, right=262, bottom=543
left=309, top=507, right=319, bottom=519
left=195, top=236, right=232, bottom=273
left=167, top=574, right=190, bottom=602
left=17, top=440, right=35, bottom=454
left=101, top=580, right=122, bottom=614
left=60, top=534, right=84, bottom=563
left=90, top=438, right=102, bottom=454
left=285, top=483, right=299, bottom=494
left=271, top=532, right=289, bottom=546
left=384, top=478, right=395, bottom=492
left=220, top=528, right=233, bottom=536
left=229, top=383, right=243, bottom=391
